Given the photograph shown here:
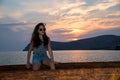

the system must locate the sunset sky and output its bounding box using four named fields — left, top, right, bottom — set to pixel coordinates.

left=0, top=0, right=120, bottom=51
